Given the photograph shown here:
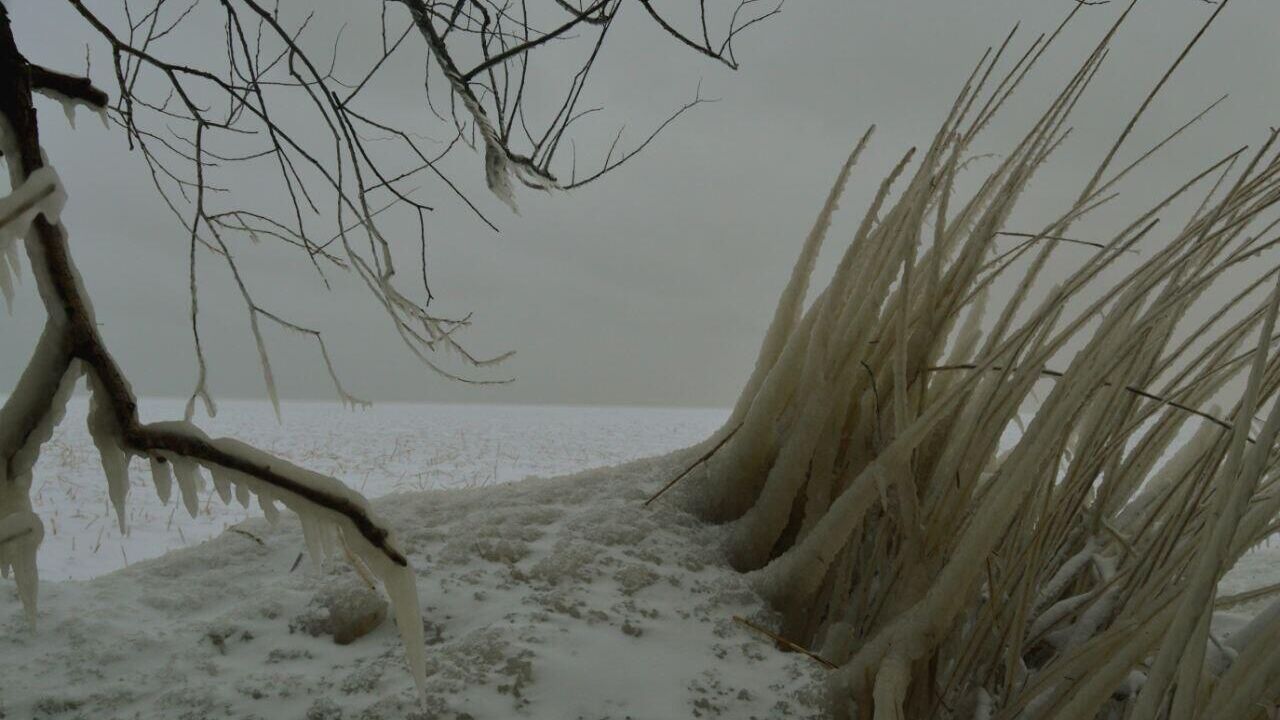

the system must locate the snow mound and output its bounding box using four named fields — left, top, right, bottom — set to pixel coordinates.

left=0, top=450, right=826, bottom=719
